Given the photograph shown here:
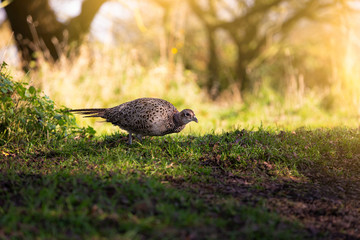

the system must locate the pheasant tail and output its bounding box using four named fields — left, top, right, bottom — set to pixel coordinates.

left=69, top=108, right=107, bottom=118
